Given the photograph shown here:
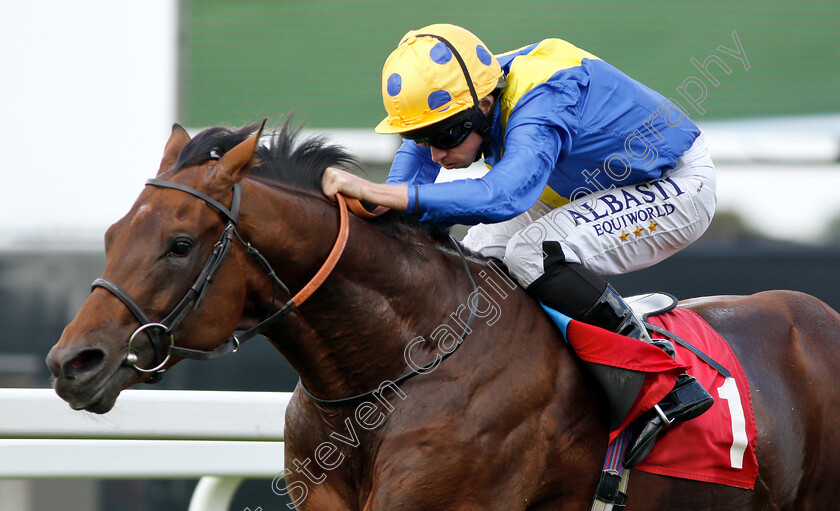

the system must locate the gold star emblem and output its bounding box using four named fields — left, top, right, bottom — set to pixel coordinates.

left=649, top=221, right=658, bottom=232
left=633, top=226, right=644, bottom=237
left=619, top=231, right=629, bottom=242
